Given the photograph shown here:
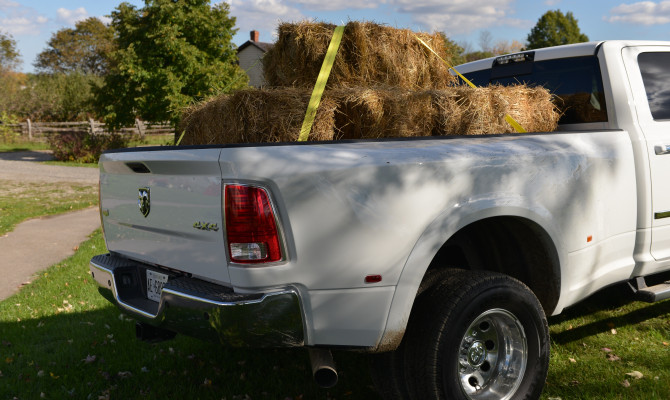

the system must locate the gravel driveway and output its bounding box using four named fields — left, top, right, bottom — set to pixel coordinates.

left=0, top=151, right=98, bottom=184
